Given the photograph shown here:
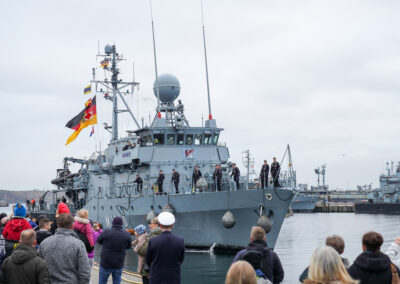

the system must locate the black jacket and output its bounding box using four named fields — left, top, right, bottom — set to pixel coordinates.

left=157, top=173, right=165, bottom=185
left=36, top=230, right=52, bottom=245
left=213, top=168, right=222, bottom=180
left=234, top=240, right=284, bottom=284
left=1, top=244, right=50, bottom=284
left=192, top=169, right=202, bottom=182
left=172, top=171, right=180, bottom=182
left=97, top=225, right=132, bottom=269
left=271, top=162, right=280, bottom=176
left=260, top=164, right=269, bottom=178
left=134, top=176, right=143, bottom=185
left=232, top=167, right=240, bottom=177
left=146, top=231, right=185, bottom=284
left=349, top=251, right=400, bottom=284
